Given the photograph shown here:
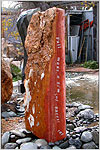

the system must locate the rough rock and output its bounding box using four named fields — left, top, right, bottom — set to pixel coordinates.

left=16, top=106, right=25, bottom=113
left=10, top=130, right=26, bottom=138
left=35, top=139, right=48, bottom=147
left=77, top=109, right=94, bottom=119
left=59, top=140, right=69, bottom=148
left=82, top=141, right=97, bottom=149
left=78, top=104, right=92, bottom=111
left=53, top=146, right=61, bottom=149
left=81, top=131, right=93, bottom=142
left=40, top=145, right=51, bottom=149
left=72, top=102, right=82, bottom=107
left=69, top=137, right=82, bottom=149
left=4, top=143, right=18, bottom=149
left=1, top=131, right=10, bottom=147
left=16, top=137, right=32, bottom=145
left=1, top=58, right=13, bottom=103
left=74, top=126, right=86, bottom=133
left=20, top=142, right=38, bottom=149
left=66, top=145, right=76, bottom=149
left=24, top=7, right=66, bottom=142
left=66, top=124, right=74, bottom=130
left=91, top=130, right=99, bottom=145
left=2, top=111, right=17, bottom=118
